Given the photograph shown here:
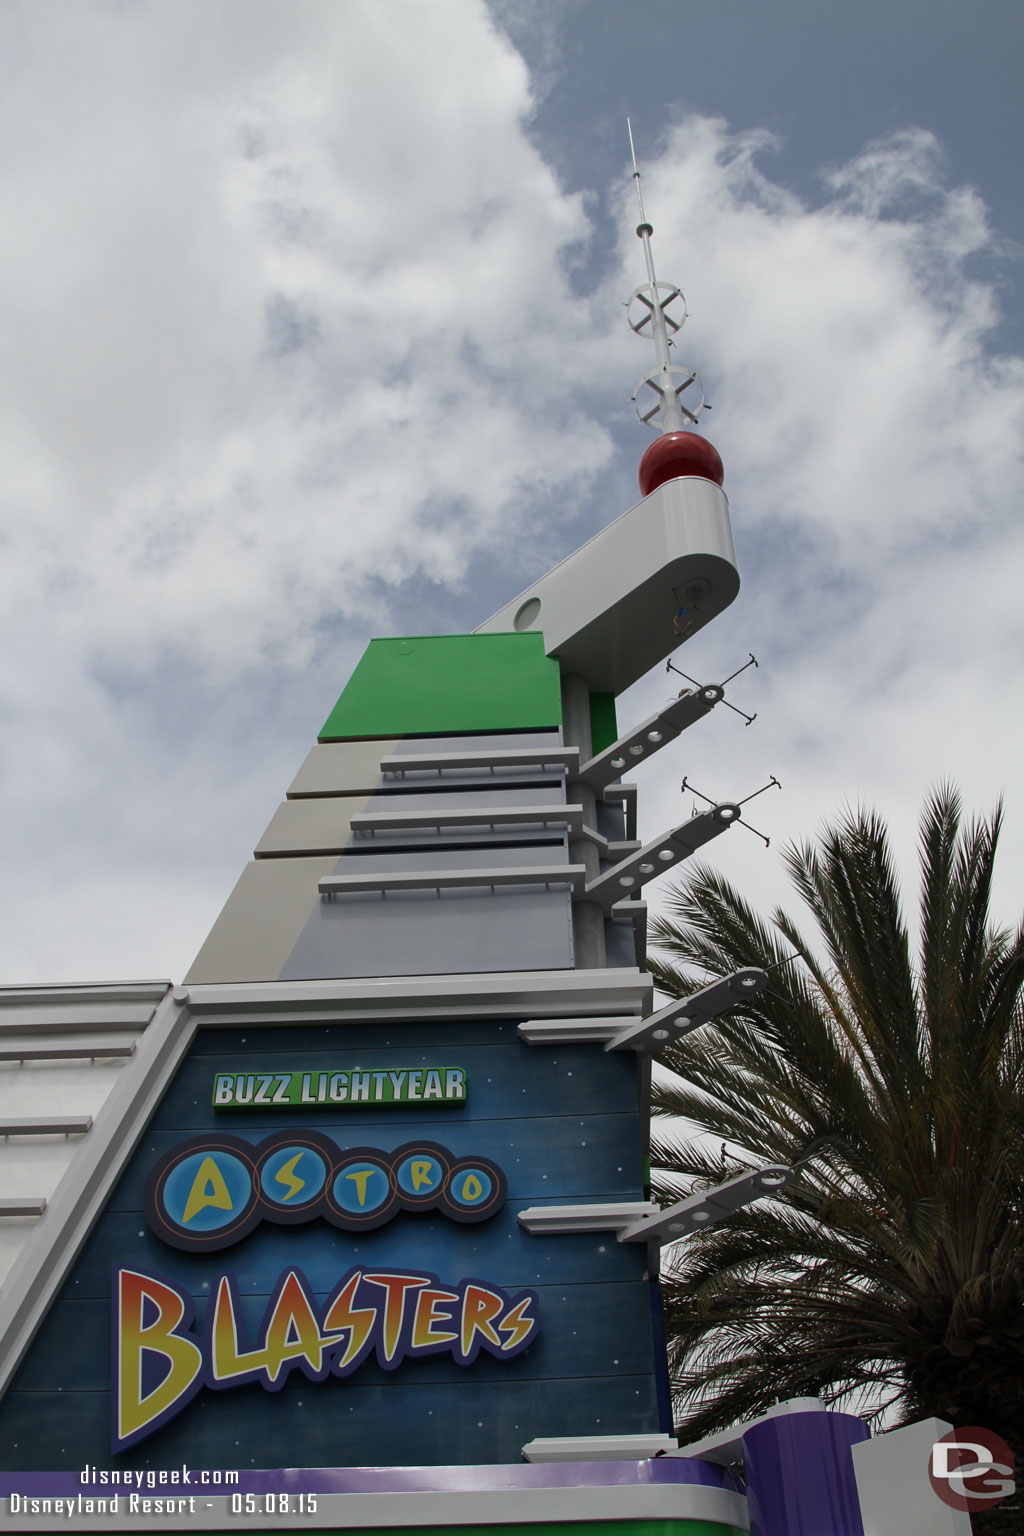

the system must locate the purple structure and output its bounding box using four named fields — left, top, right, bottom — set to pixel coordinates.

left=743, top=1410, right=869, bottom=1536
